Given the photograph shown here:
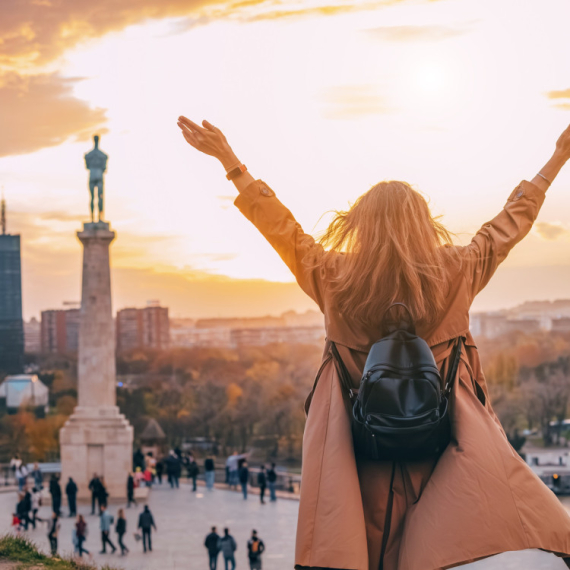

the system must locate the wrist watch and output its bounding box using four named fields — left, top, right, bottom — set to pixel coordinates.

left=226, top=163, right=247, bottom=180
